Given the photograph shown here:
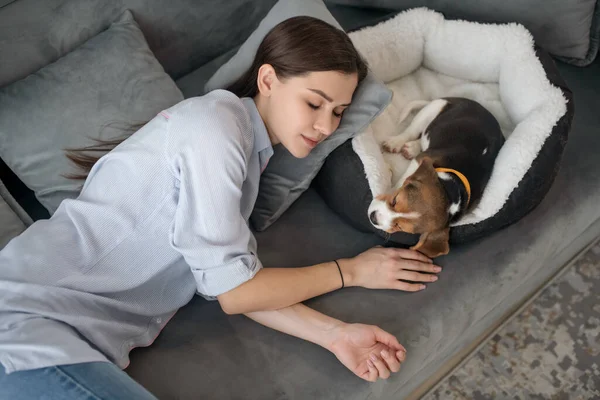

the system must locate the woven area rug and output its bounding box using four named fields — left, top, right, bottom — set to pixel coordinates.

left=423, top=240, right=600, bottom=399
